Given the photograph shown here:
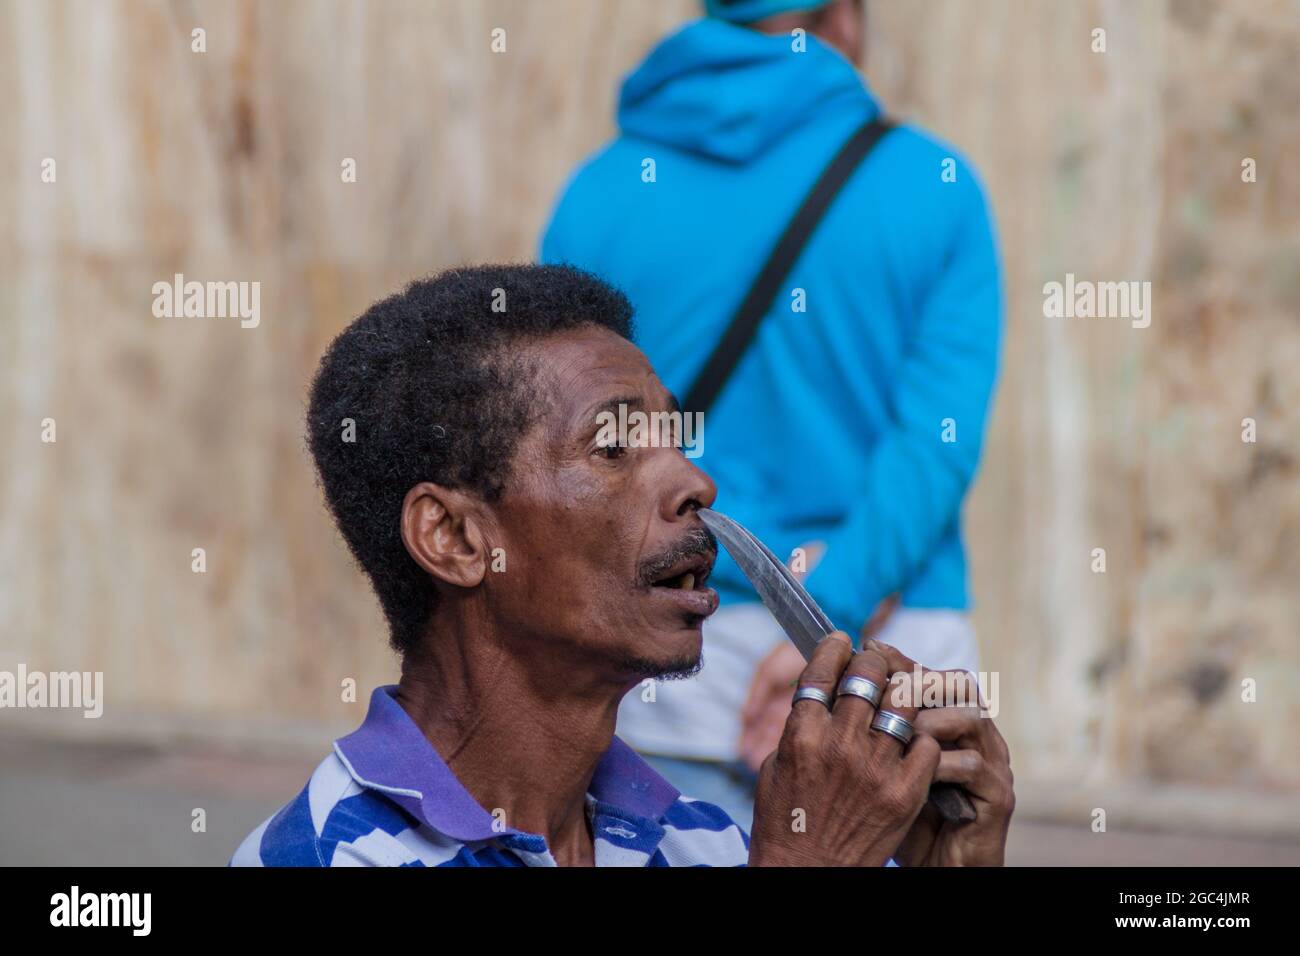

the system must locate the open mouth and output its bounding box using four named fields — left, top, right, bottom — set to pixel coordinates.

left=638, top=528, right=720, bottom=621
left=649, top=553, right=714, bottom=592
